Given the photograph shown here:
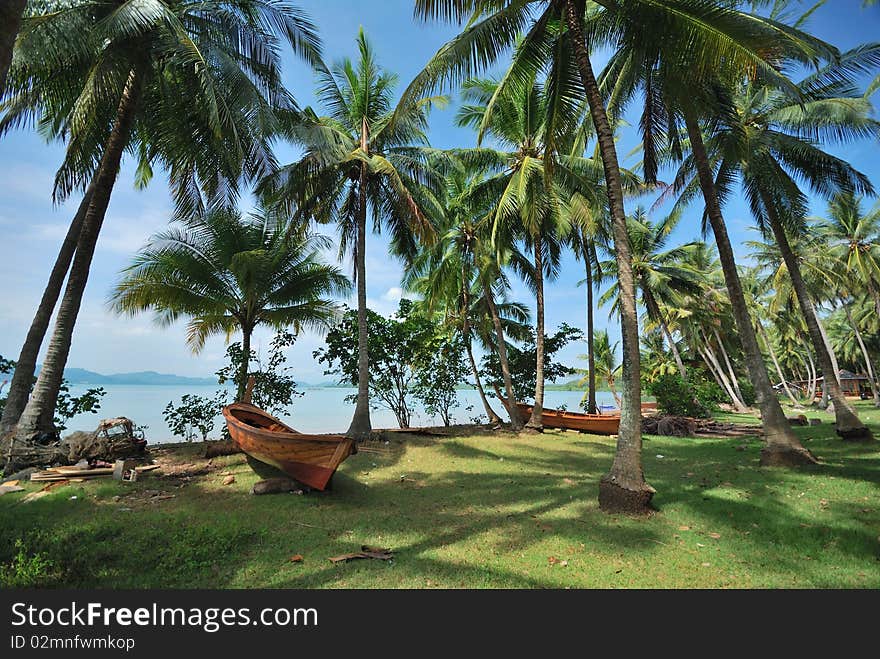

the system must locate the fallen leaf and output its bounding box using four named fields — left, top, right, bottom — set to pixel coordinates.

left=289, top=555, right=304, bottom=563
left=708, top=532, right=721, bottom=539
left=696, top=543, right=706, bottom=548
left=222, top=475, right=235, bottom=486
left=701, top=562, right=711, bottom=567
left=678, top=525, right=691, bottom=531
left=563, top=478, right=575, bottom=485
